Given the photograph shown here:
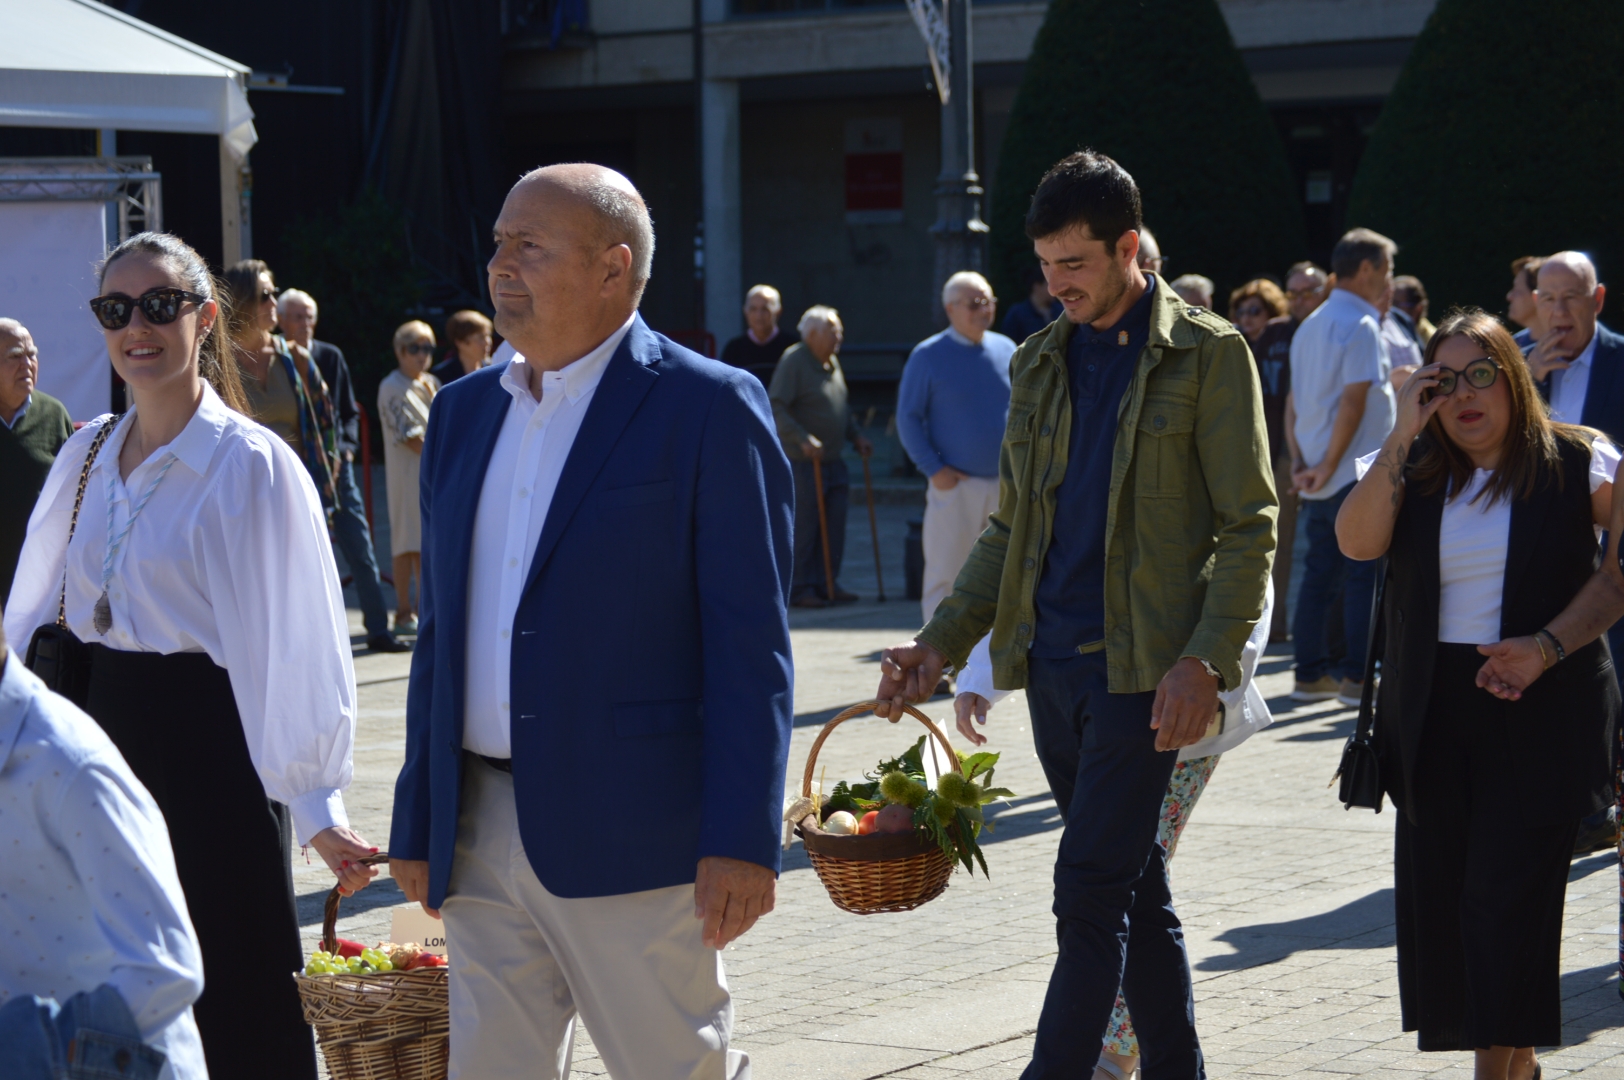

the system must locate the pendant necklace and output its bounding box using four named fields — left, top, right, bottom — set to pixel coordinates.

left=96, top=437, right=178, bottom=637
